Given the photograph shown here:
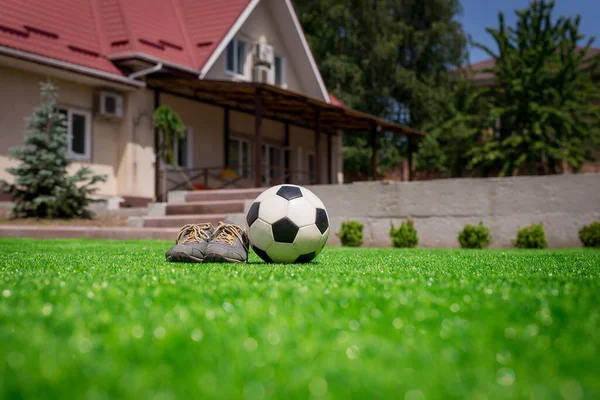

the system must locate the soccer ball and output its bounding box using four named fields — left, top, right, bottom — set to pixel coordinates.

left=246, top=184, right=329, bottom=263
